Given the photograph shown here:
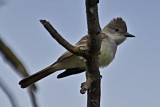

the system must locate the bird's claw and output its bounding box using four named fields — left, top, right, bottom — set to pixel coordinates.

left=80, top=82, right=90, bottom=94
